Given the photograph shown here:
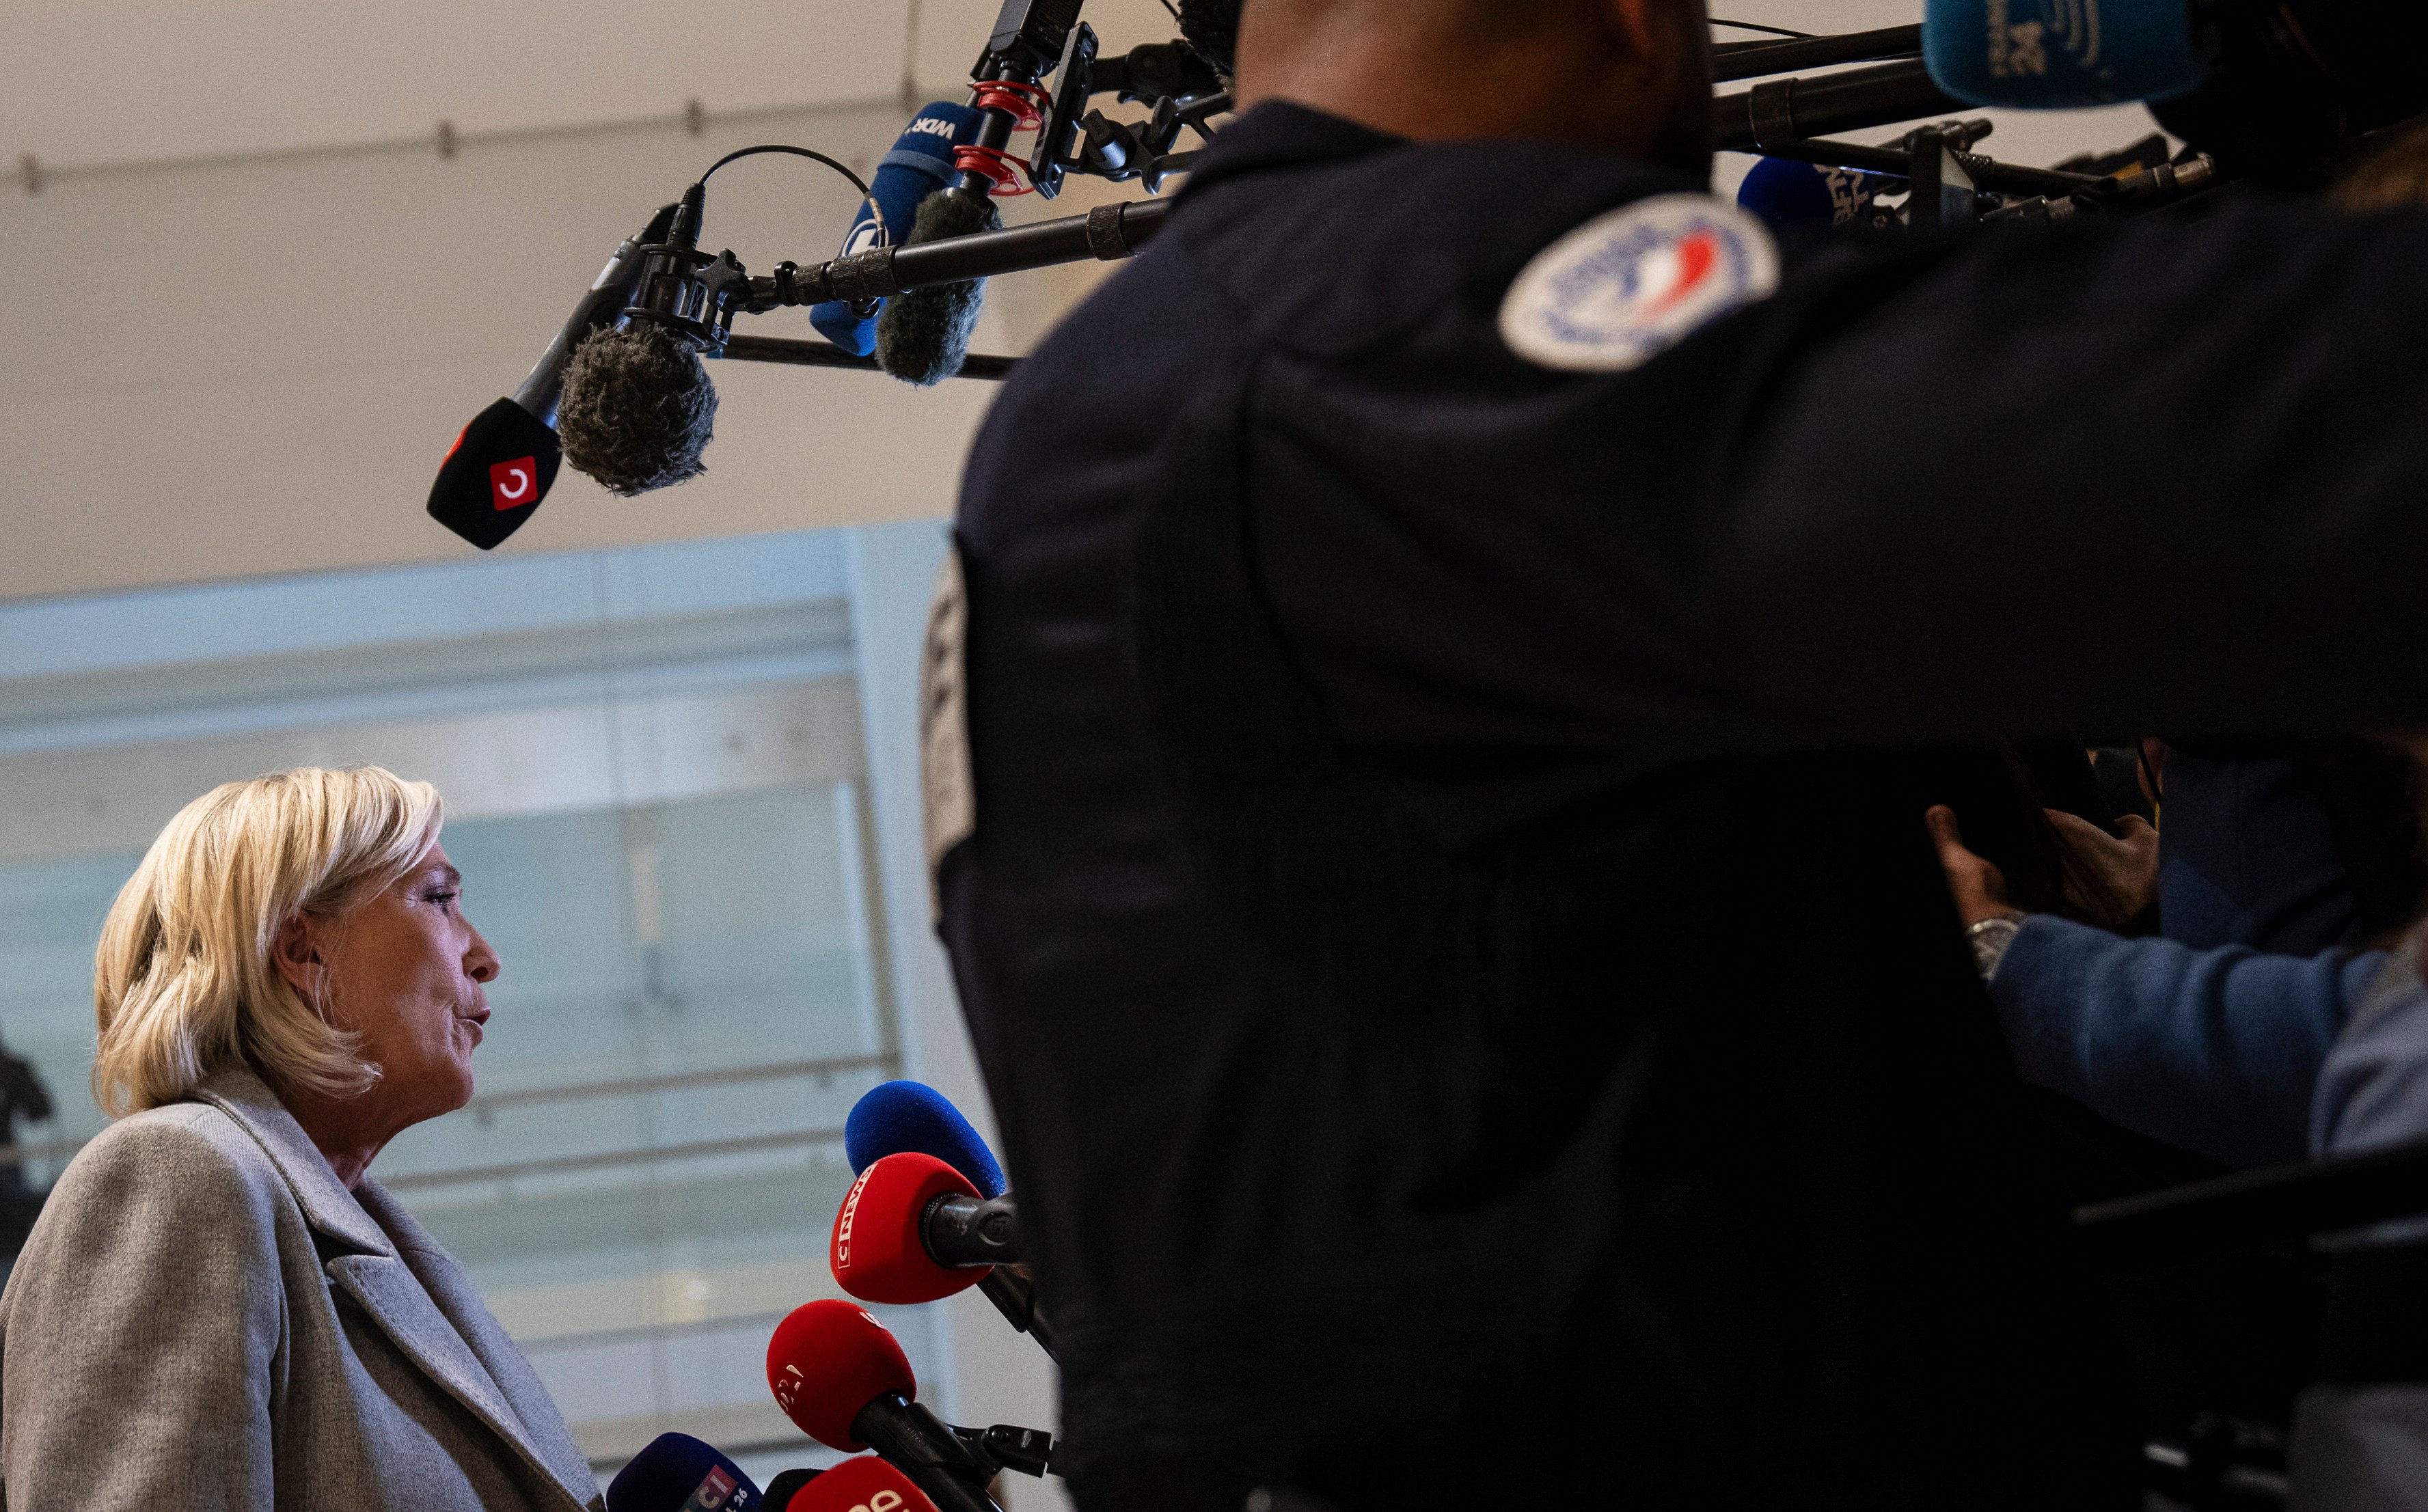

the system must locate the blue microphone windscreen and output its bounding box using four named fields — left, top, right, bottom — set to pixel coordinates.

left=1736, top=157, right=1887, bottom=234
left=608, top=1433, right=765, bottom=1512
left=1924, top=0, right=2202, bottom=108
left=811, top=102, right=983, bottom=355
left=845, top=1082, right=1006, bottom=1198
